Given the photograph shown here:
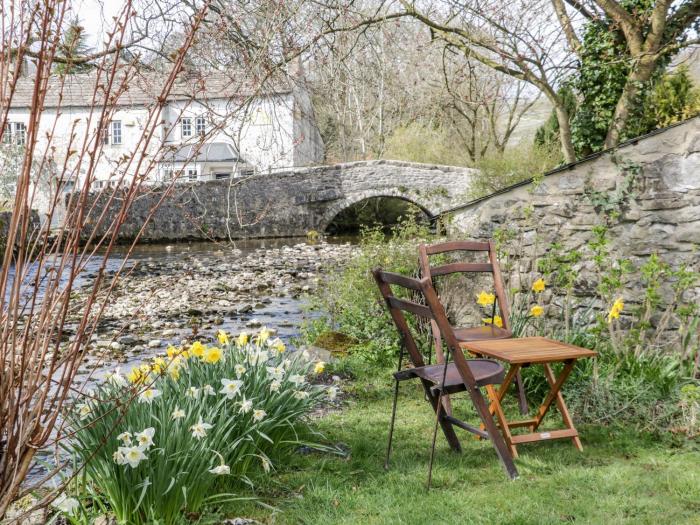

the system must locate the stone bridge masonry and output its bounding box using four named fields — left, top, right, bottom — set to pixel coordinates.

left=84, top=160, right=477, bottom=241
